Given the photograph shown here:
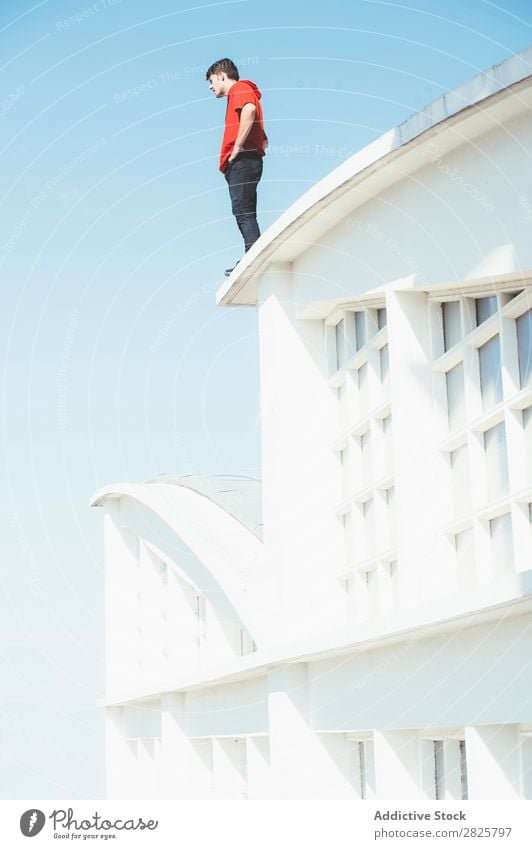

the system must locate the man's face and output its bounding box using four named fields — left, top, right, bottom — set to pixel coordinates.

left=208, top=73, right=226, bottom=98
